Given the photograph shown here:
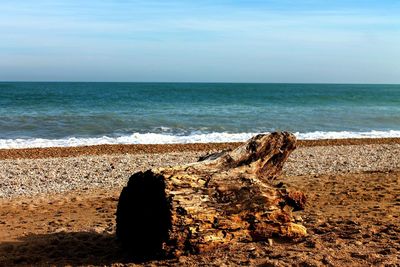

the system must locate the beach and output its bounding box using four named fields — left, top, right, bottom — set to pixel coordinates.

left=2, top=0, right=400, bottom=264
left=0, top=139, right=399, bottom=266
